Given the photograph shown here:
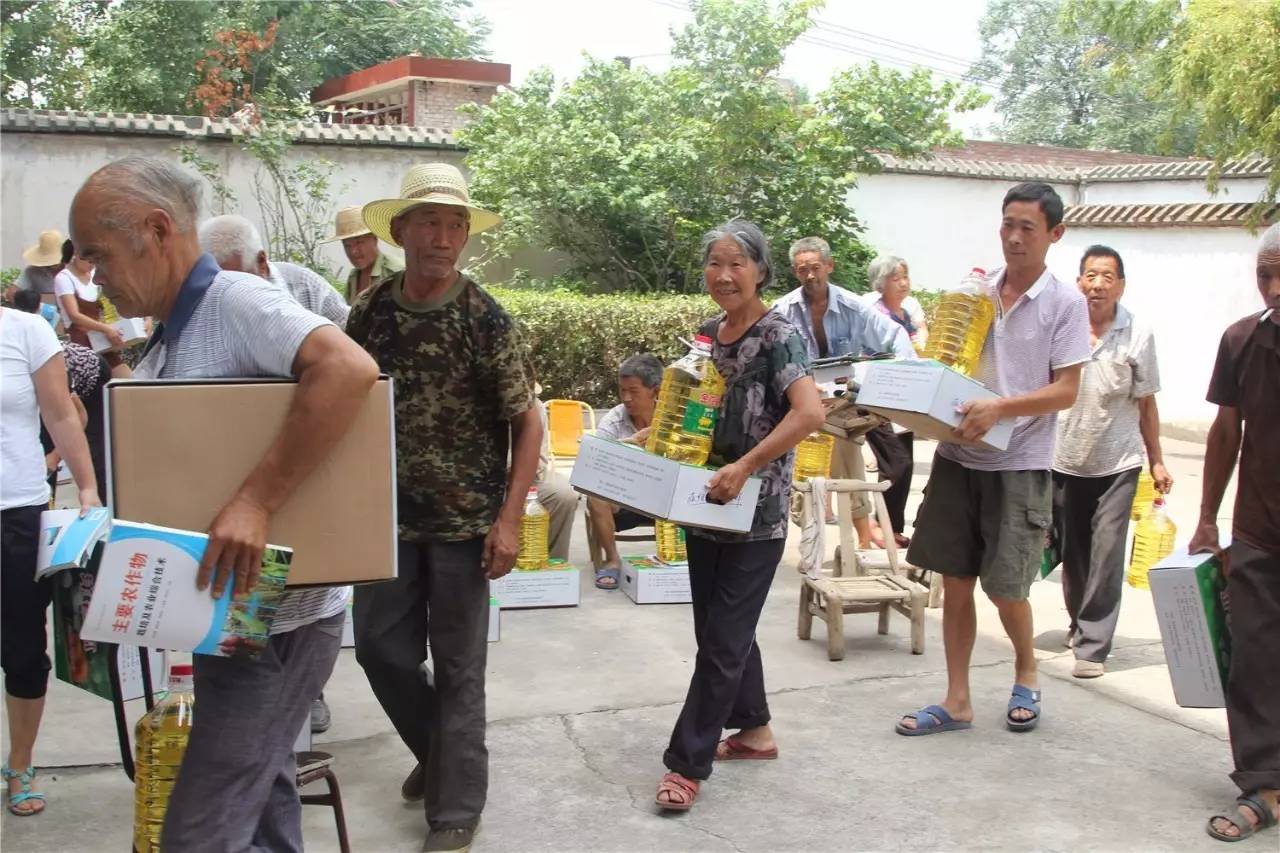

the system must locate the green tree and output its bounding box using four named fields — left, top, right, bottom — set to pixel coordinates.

left=1, top=0, right=489, bottom=113
left=971, top=0, right=1200, bottom=154
left=1068, top=0, right=1280, bottom=212
left=460, top=0, right=984, bottom=293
